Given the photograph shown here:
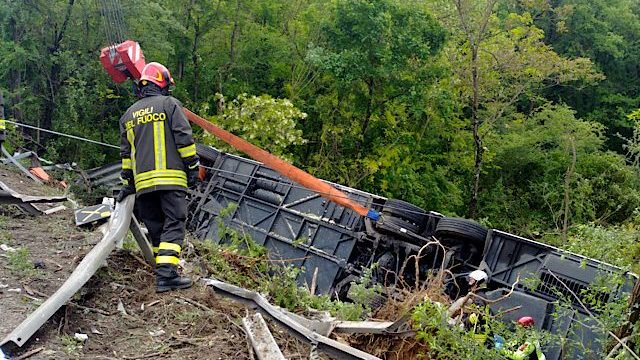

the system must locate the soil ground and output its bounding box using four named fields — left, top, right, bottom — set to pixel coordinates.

left=0, top=165, right=315, bottom=359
